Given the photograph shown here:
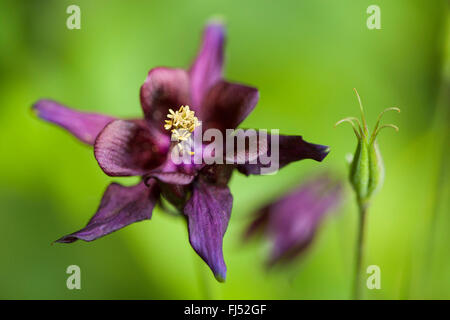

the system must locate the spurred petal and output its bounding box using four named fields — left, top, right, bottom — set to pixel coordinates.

left=189, top=22, right=225, bottom=106
left=237, top=134, right=330, bottom=175
left=140, top=67, right=191, bottom=132
left=56, top=181, right=159, bottom=243
left=184, top=178, right=232, bottom=282
left=33, top=99, right=115, bottom=145
left=145, top=171, right=195, bottom=185
left=199, top=80, right=259, bottom=132
left=94, top=120, right=168, bottom=176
